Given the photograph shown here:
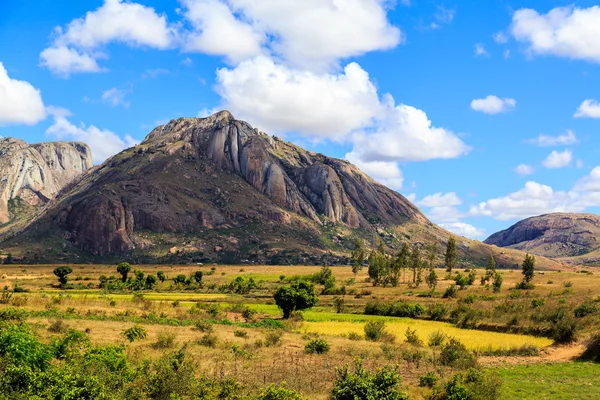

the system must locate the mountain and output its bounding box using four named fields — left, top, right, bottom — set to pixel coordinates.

left=0, top=112, right=562, bottom=268
left=0, top=138, right=92, bottom=231
left=484, top=213, right=600, bottom=260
